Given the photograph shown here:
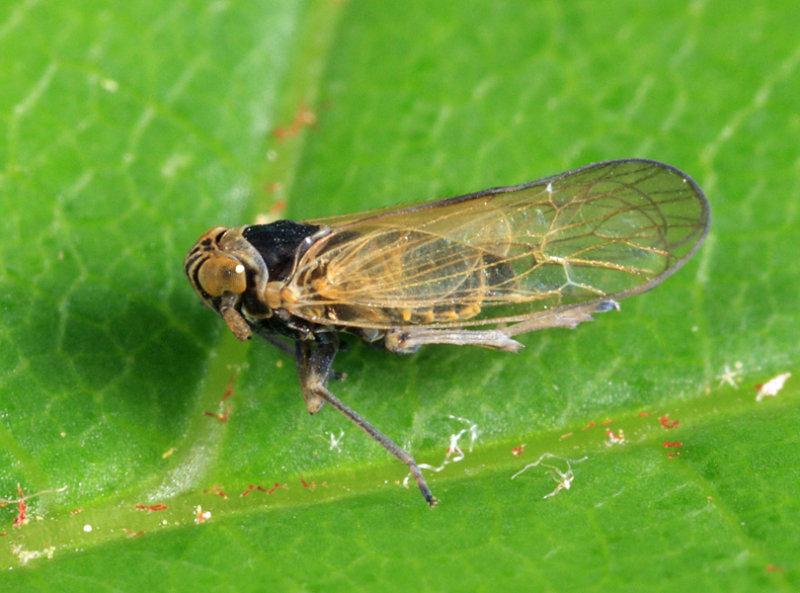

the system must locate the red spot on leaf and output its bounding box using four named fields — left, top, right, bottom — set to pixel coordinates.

left=274, top=104, right=317, bottom=140
left=765, top=564, right=784, bottom=572
left=270, top=199, right=287, bottom=214
left=243, top=482, right=285, bottom=495
left=204, top=407, right=231, bottom=423
left=135, top=503, right=168, bottom=512
left=12, top=485, right=27, bottom=528
left=660, top=414, right=680, bottom=429
left=222, top=375, right=236, bottom=401
left=203, top=485, right=228, bottom=499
